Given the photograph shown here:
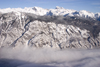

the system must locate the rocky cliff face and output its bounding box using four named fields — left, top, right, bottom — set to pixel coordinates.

left=0, top=12, right=100, bottom=49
